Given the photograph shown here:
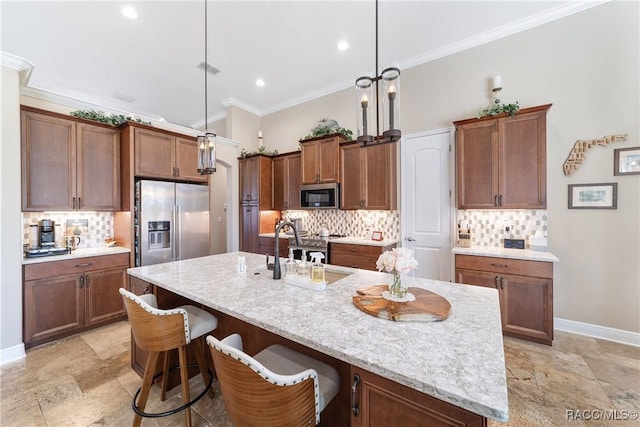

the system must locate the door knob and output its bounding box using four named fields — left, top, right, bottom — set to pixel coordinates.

left=405, top=236, right=416, bottom=241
